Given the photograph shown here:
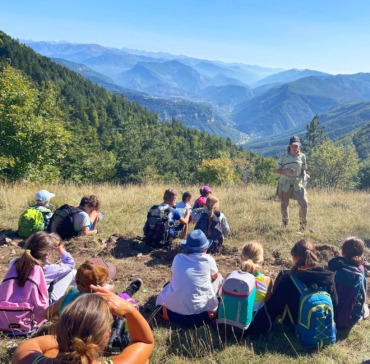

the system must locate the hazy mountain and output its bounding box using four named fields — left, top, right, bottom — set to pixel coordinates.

left=252, top=68, right=330, bottom=88
left=49, top=57, right=245, bottom=141
left=51, top=58, right=115, bottom=84
left=242, top=101, right=370, bottom=156
left=196, top=85, right=253, bottom=108
left=116, top=60, right=207, bottom=94
left=22, top=40, right=281, bottom=86
left=233, top=74, right=370, bottom=137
